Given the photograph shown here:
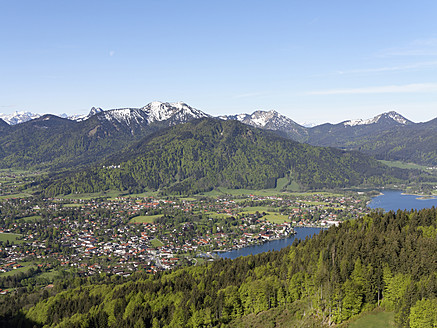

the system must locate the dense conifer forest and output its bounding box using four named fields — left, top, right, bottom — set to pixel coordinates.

left=1, top=207, right=435, bottom=327
left=40, top=118, right=418, bottom=196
